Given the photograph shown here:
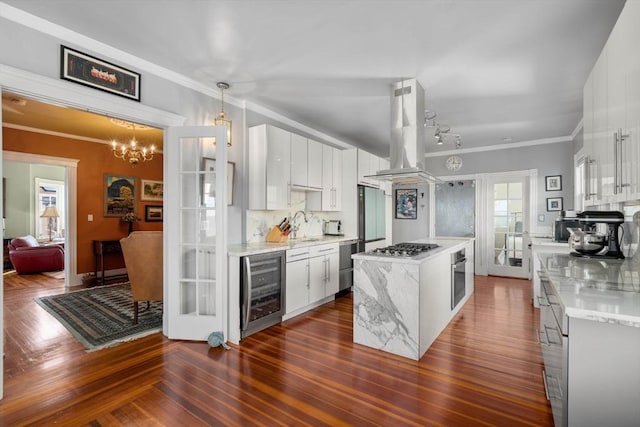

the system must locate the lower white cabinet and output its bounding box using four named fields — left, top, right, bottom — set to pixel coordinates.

left=285, top=243, right=339, bottom=317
